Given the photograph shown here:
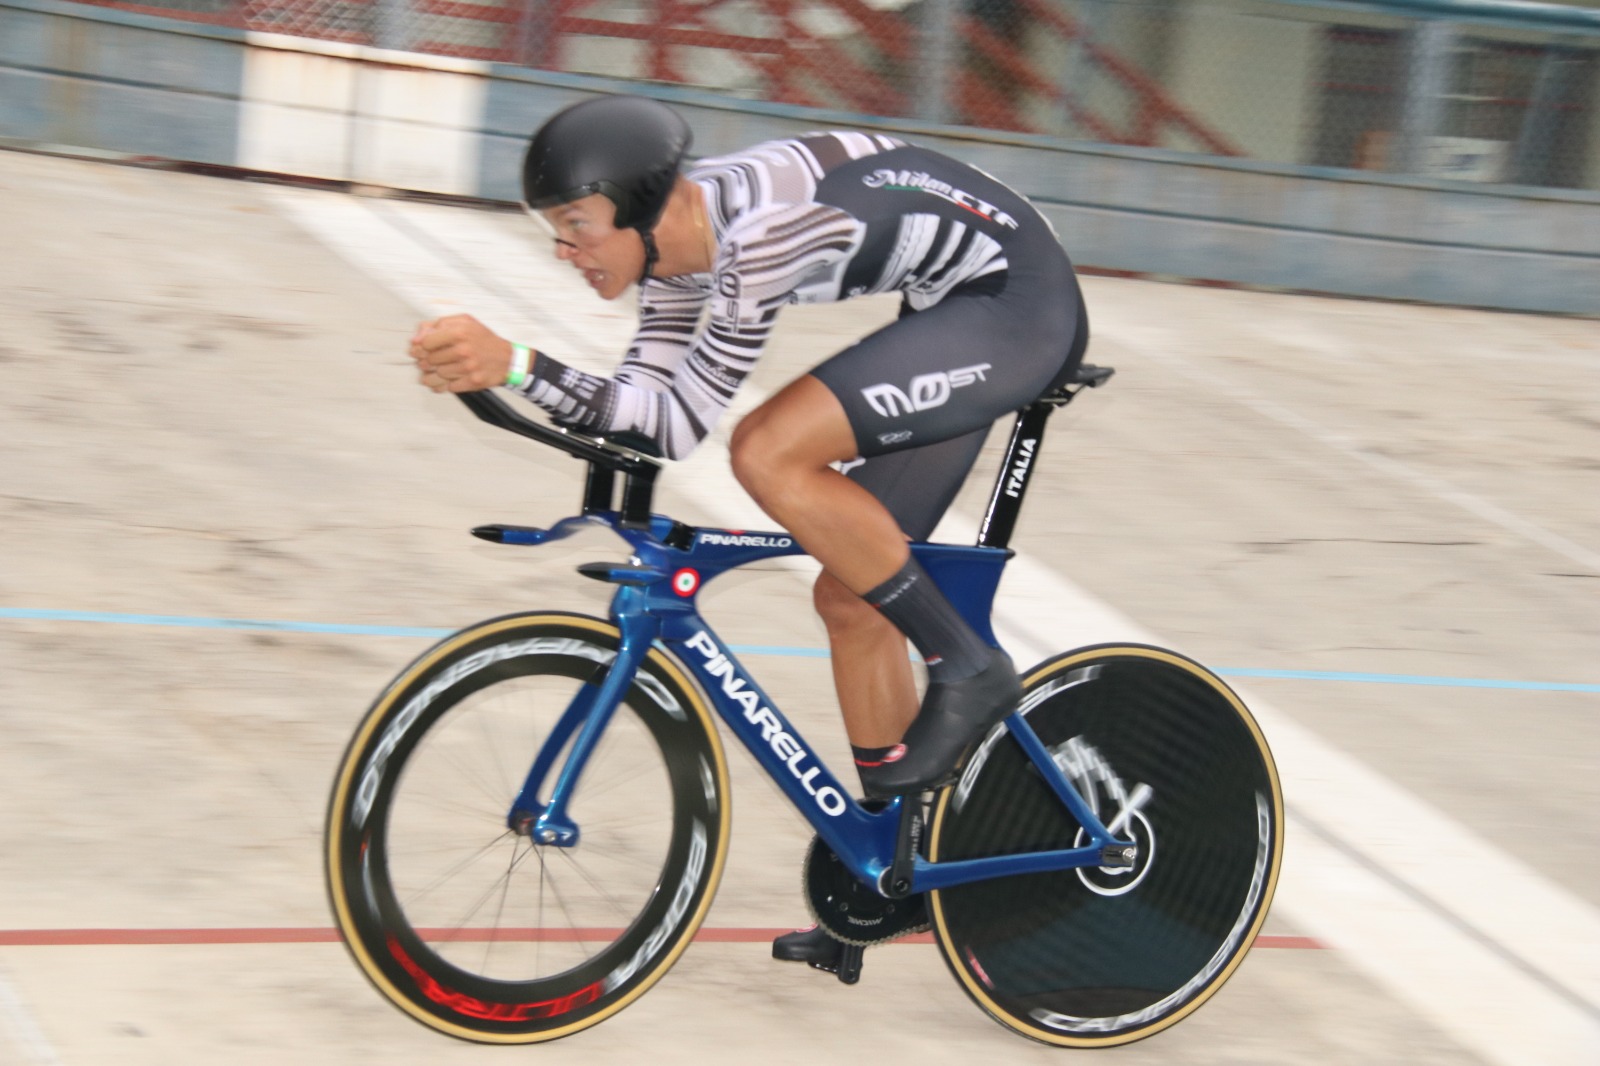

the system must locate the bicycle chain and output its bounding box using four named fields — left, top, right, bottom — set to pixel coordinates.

left=800, top=835, right=931, bottom=948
